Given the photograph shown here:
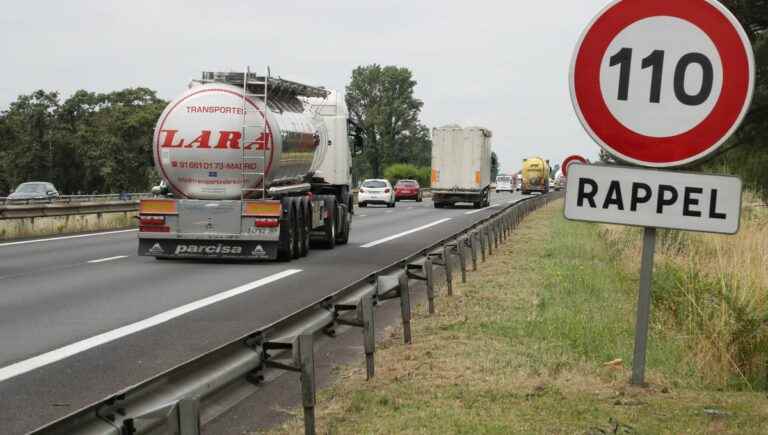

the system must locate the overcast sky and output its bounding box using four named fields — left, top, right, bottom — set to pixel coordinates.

left=0, top=0, right=612, bottom=174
